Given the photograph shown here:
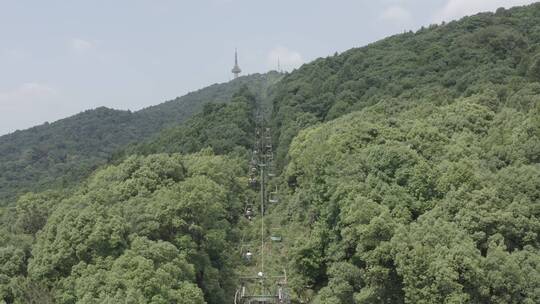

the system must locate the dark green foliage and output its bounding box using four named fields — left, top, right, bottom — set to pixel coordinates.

left=0, top=72, right=282, bottom=206
left=272, top=7, right=540, bottom=298
left=275, top=7, right=540, bottom=301
left=15, top=191, right=62, bottom=236
left=528, top=52, right=540, bottom=81
left=282, top=88, right=539, bottom=302
left=0, top=80, right=272, bottom=303
left=0, top=107, right=138, bottom=206
left=126, top=86, right=258, bottom=157
left=0, top=153, right=247, bottom=303
left=1, top=3, right=540, bottom=304
left=270, top=3, right=540, bottom=169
